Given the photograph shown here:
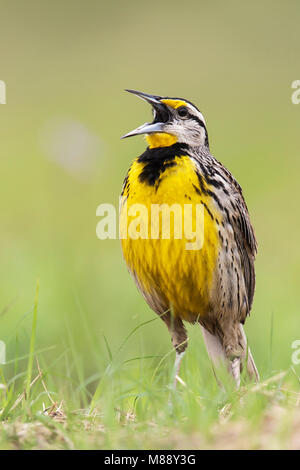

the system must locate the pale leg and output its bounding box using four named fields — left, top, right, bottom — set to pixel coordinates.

left=173, top=350, right=185, bottom=388
left=231, top=357, right=241, bottom=388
